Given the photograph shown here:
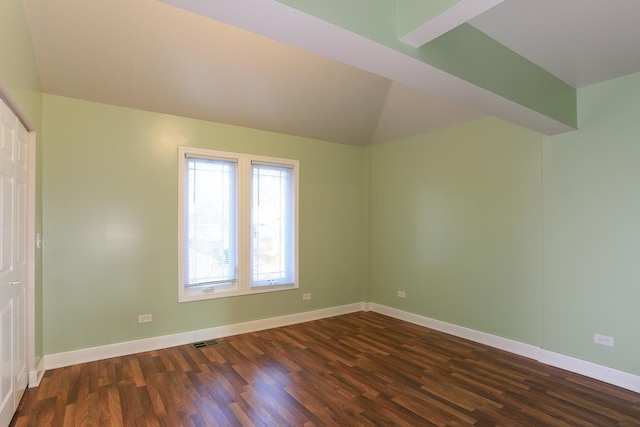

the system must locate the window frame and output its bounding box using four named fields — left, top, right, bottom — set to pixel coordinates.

left=178, top=146, right=299, bottom=302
